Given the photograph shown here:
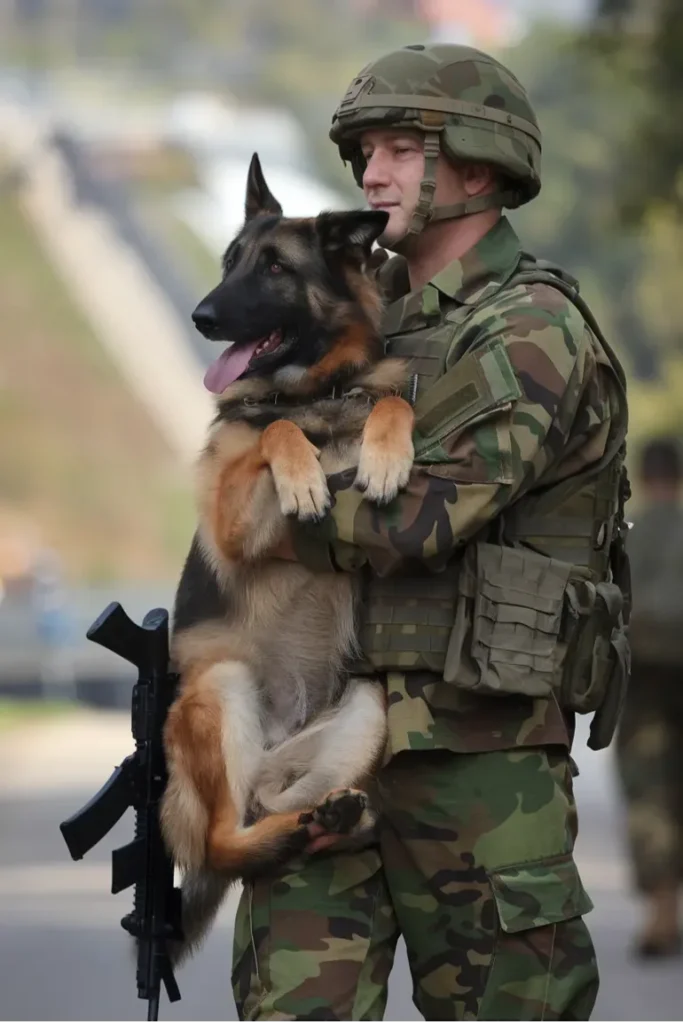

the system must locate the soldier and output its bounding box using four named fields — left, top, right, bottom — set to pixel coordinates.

left=616, top=438, right=683, bottom=958
left=231, top=44, right=631, bottom=1020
